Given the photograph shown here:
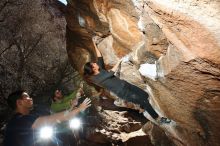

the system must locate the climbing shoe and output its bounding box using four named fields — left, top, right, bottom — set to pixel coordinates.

left=159, top=117, right=172, bottom=124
